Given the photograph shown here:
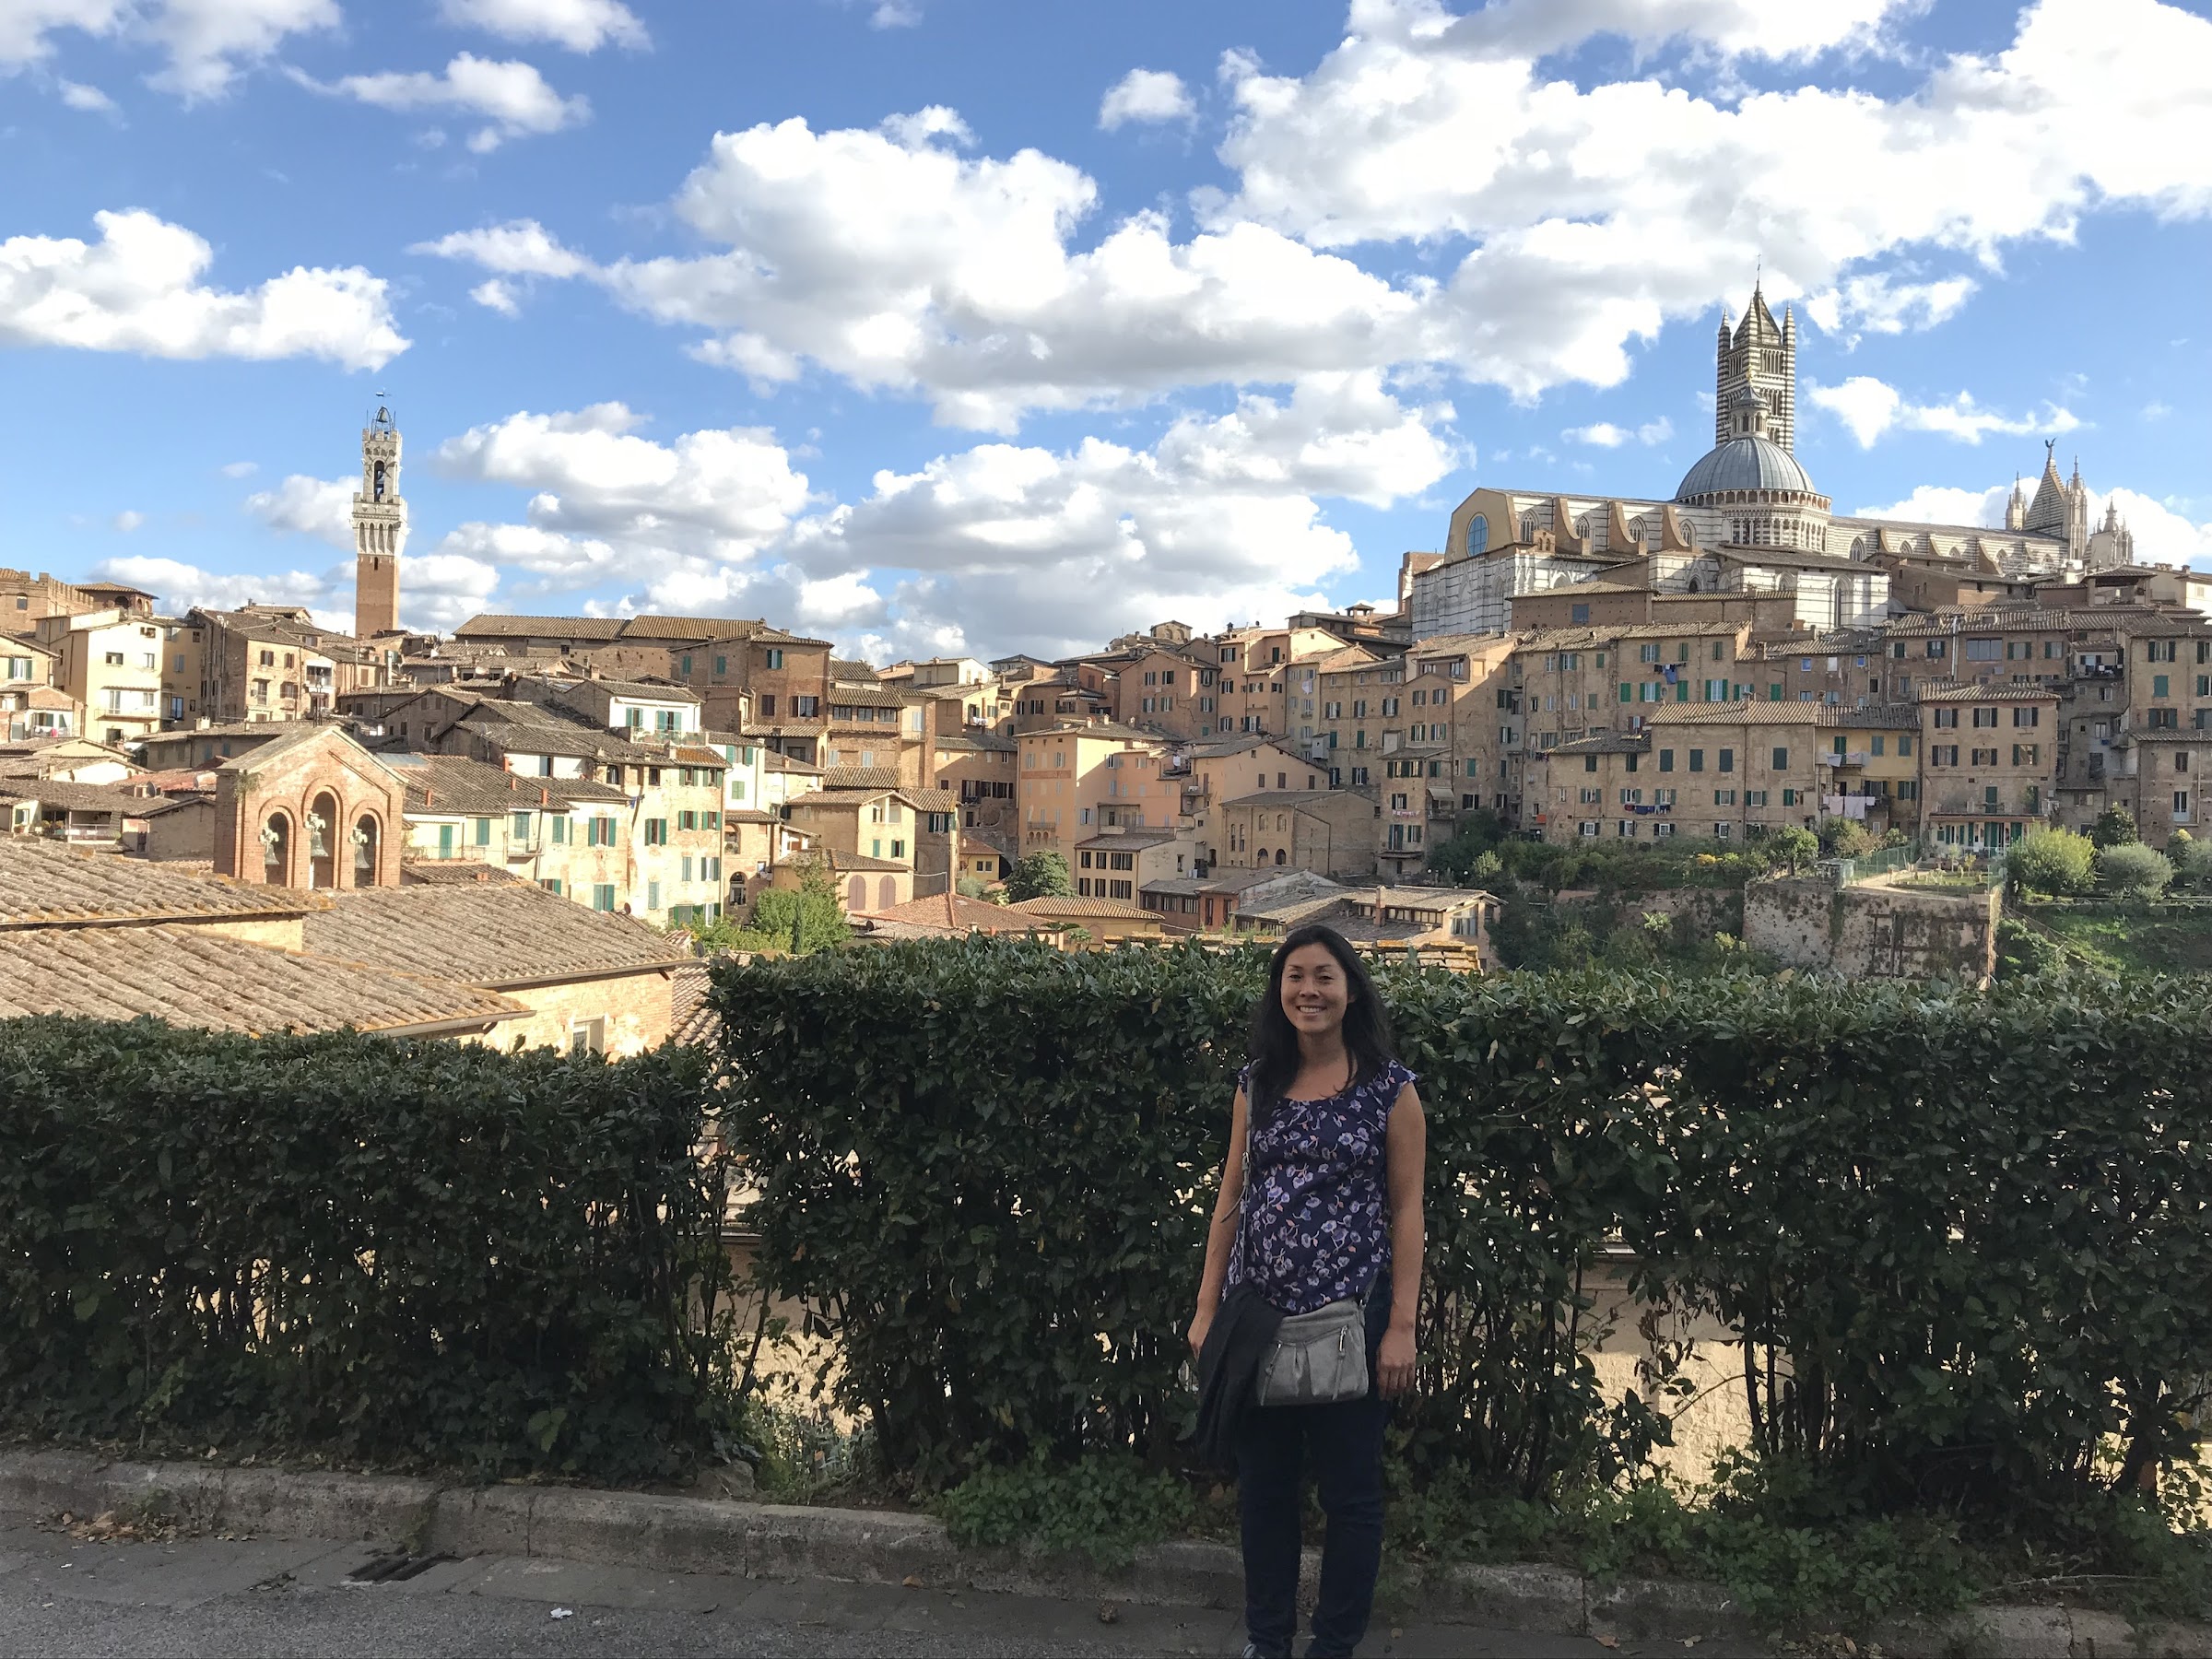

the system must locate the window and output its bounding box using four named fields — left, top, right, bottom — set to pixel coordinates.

left=2155, top=675, right=2171, bottom=699
left=1571, top=603, right=1590, bottom=625
left=540, top=878, right=563, bottom=897
left=1771, top=747, right=1788, bottom=770
left=1898, top=735, right=1913, bottom=758
left=570, top=1018, right=606, bottom=1054
left=647, top=879, right=662, bottom=910
left=1935, top=708, right=1959, bottom=728
left=1965, top=639, right=2001, bottom=661
left=474, top=817, right=493, bottom=846
left=644, top=818, right=667, bottom=846
left=511, top=810, right=531, bottom=840
left=1658, top=749, right=1675, bottom=772
left=1971, top=747, right=1998, bottom=766
left=1717, top=748, right=1734, bottom=773
left=2148, top=640, right=2179, bottom=663
left=2012, top=745, right=2040, bottom=766
left=2013, top=706, right=2041, bottom=727
left=592, top=884, right=617, bottom=912
left=551, top=816, right=569, bottom=844
left=791, top=695, right=820, bottom=717
left=2178, top=791, right=2194, bottom=817
left=764, top=648, right=784, bottom=669
left=1688, top=748, right=1704, bottom=772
